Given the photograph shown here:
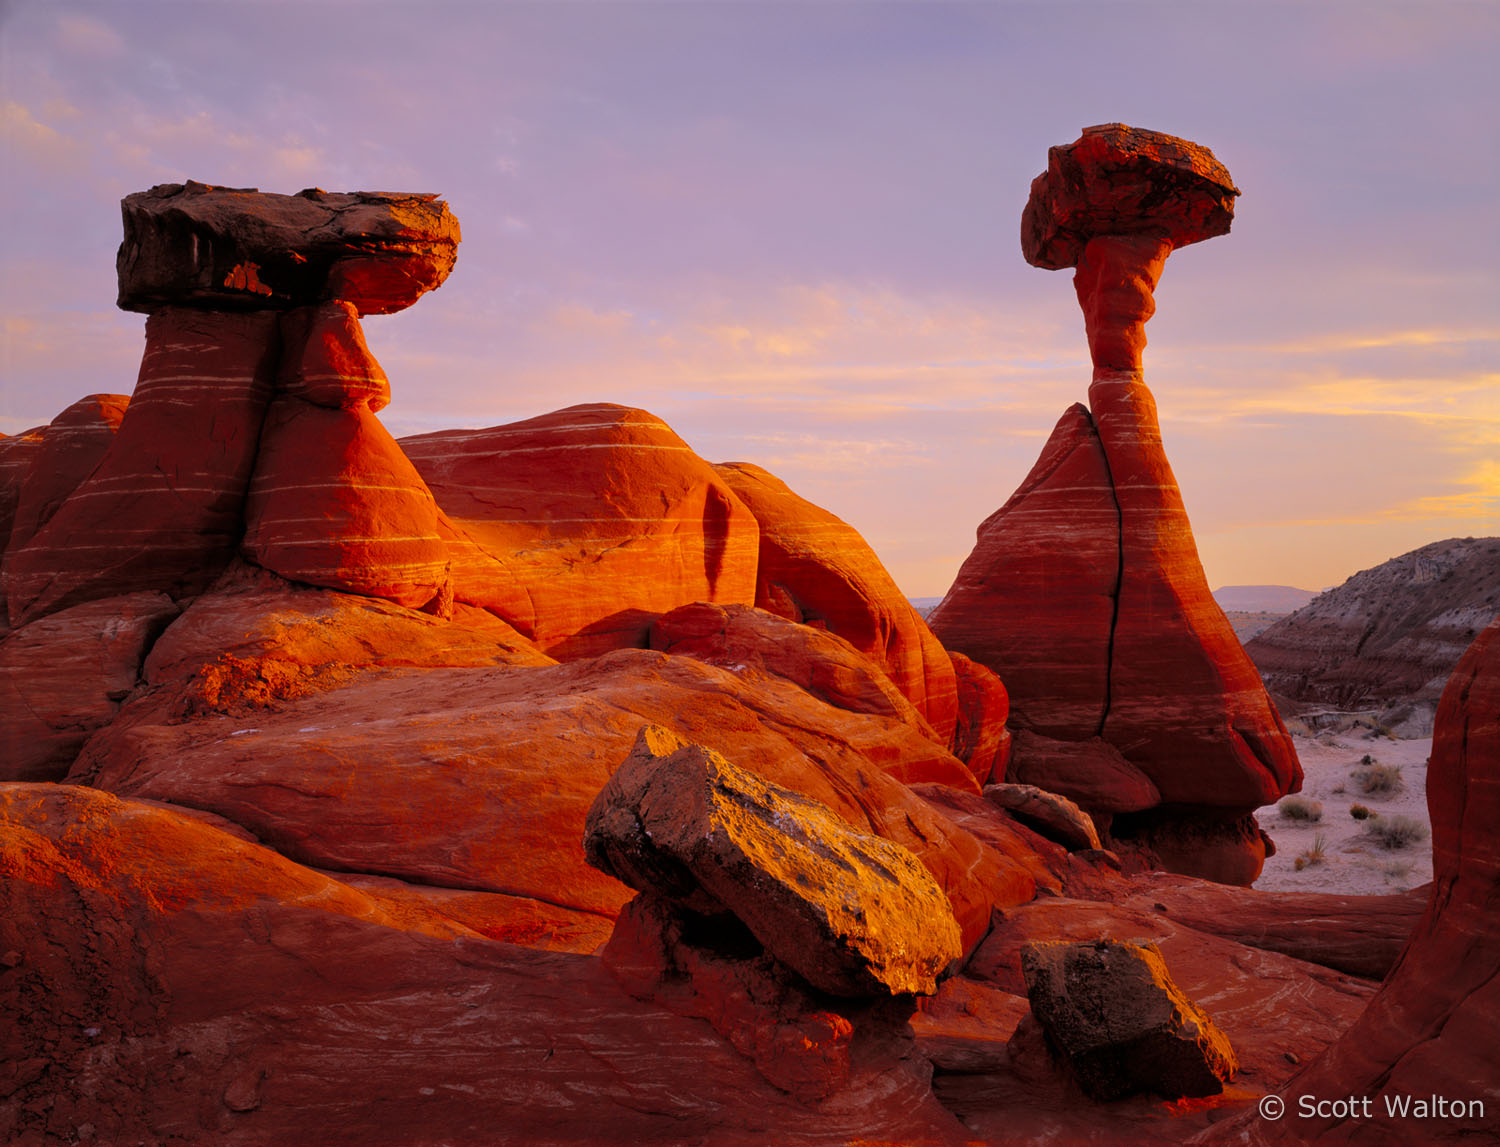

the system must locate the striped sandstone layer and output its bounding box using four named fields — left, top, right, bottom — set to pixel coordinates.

left=400, top=404, right=759, bottom=655
left=3, top=308, right=280, bottom=626
left=242, top=304, right=451, bottom=611
left=0, top=395, right=126, bottom=624
left=4, top=393, right=129, bottom=555
left=714, top=460, right=961, bottom=746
